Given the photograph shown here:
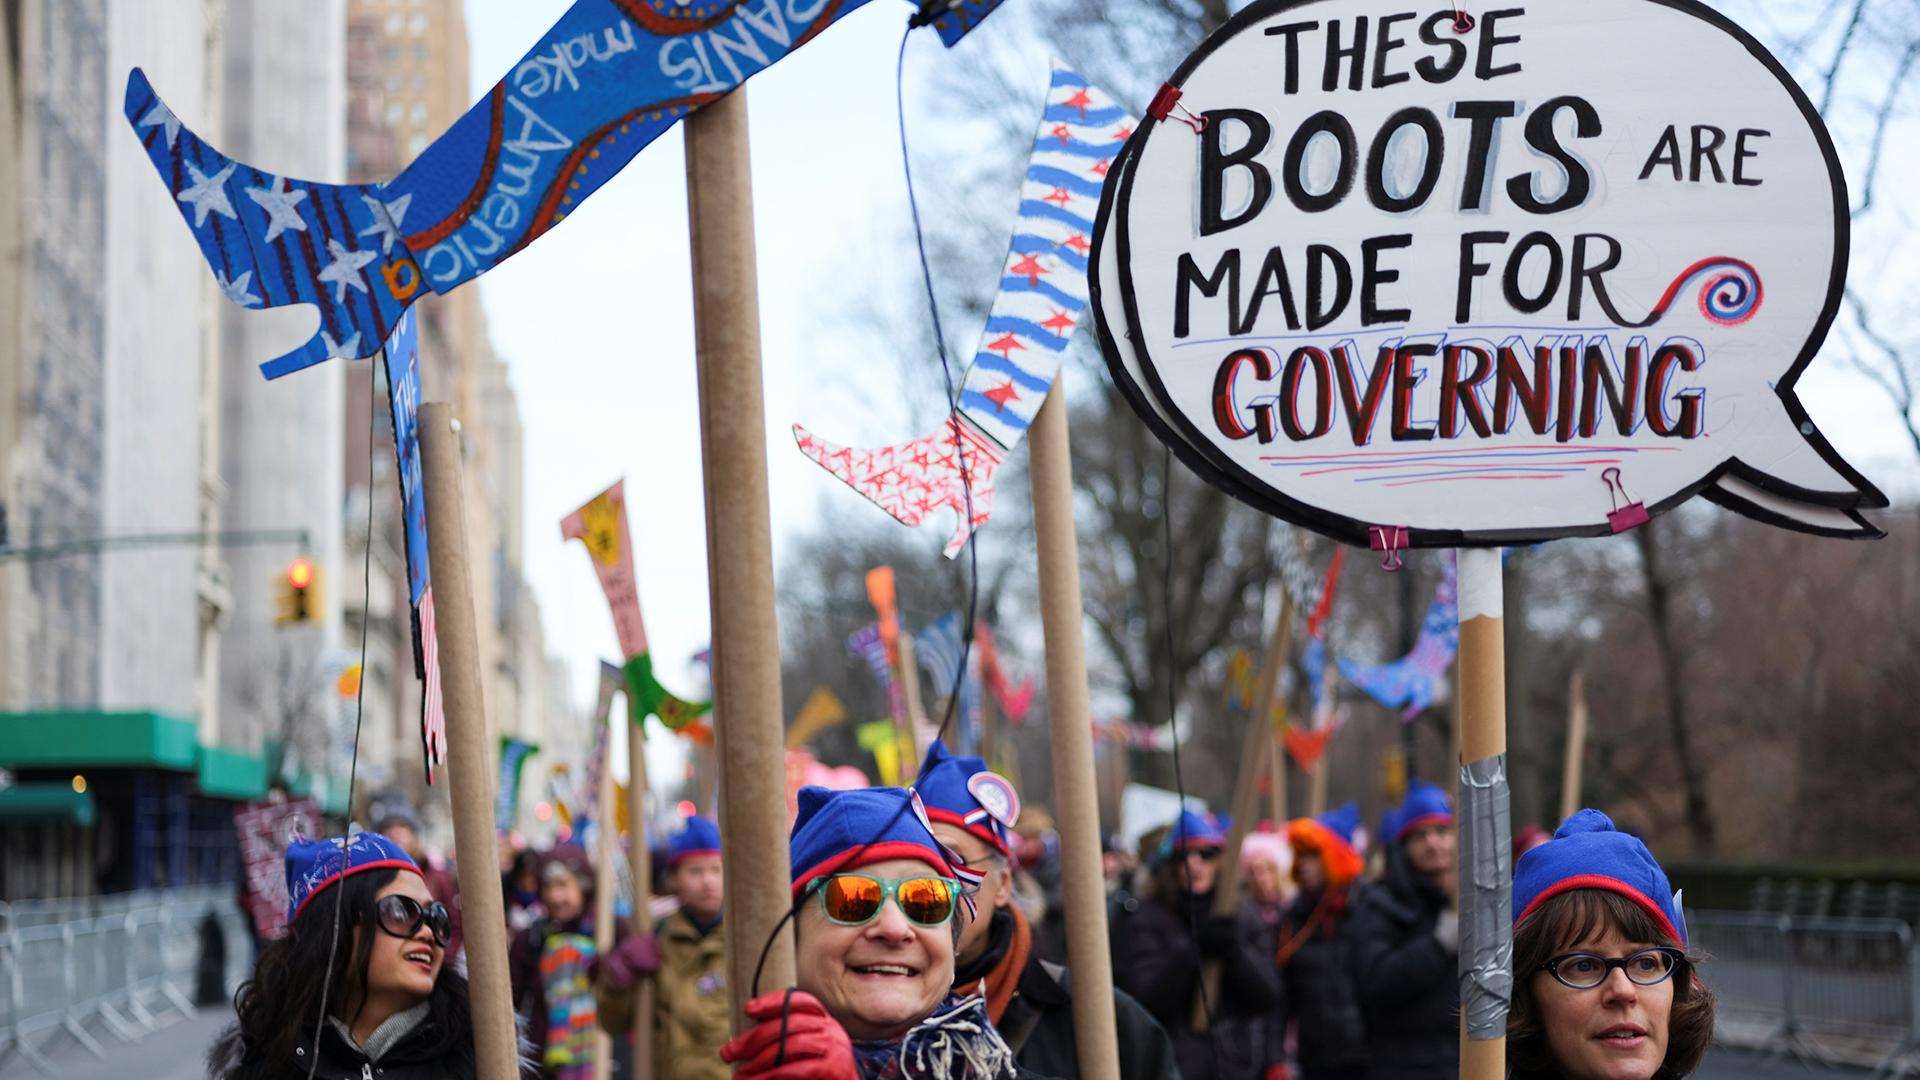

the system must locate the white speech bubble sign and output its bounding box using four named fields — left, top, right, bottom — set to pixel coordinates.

left=1091, top=0, right=1885, bottom=546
